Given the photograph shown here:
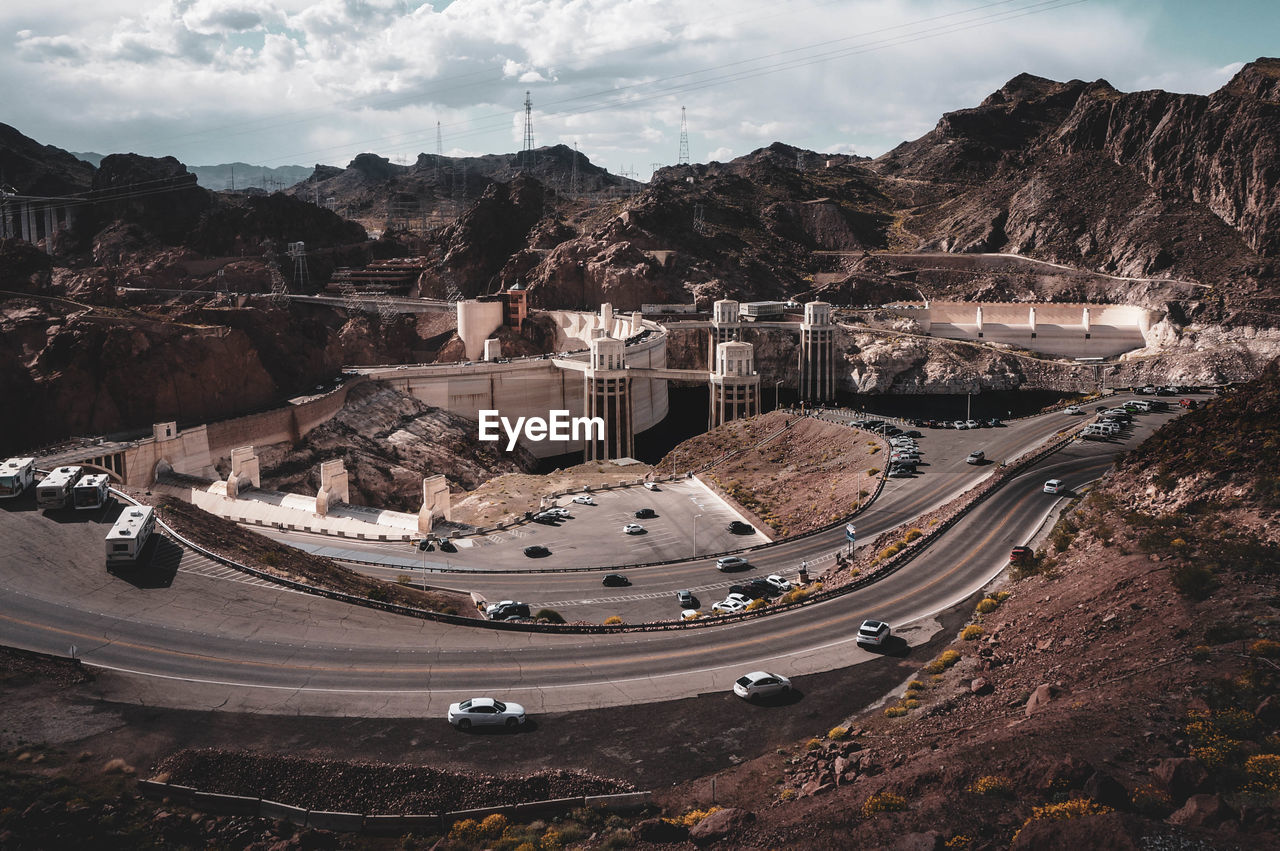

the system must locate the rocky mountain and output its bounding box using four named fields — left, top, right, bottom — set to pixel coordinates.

left=73, top=153, right=314, bottom=192
left=0, top=123, right=94, bottom=195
